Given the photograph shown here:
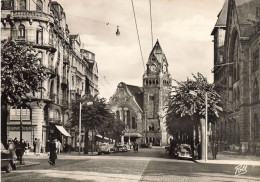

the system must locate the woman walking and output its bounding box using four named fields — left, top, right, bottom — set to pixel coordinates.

left=49, top=139, right=57, bottom=166
left=35, top=139, right=41, bottom=156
